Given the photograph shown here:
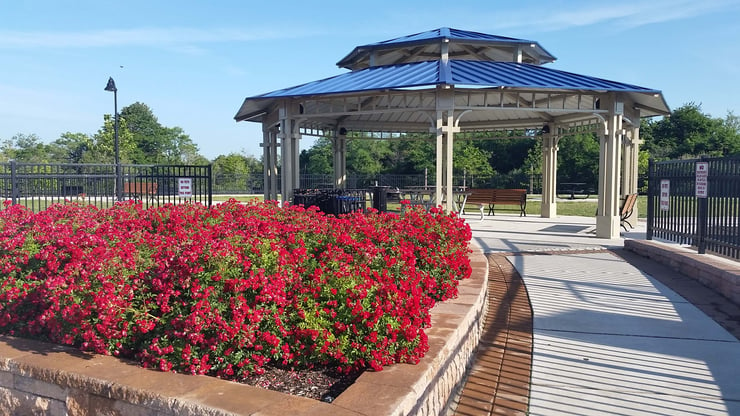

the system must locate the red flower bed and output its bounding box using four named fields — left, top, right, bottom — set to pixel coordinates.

left=0, top=200, right=471, bottom=380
